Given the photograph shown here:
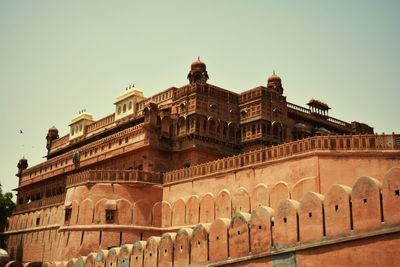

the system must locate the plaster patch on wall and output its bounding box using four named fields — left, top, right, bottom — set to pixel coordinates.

left=272, top=252, right=297, bottom=267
